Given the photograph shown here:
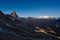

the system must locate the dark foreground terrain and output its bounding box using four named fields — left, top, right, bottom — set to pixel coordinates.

left=0, top=10, right=60, bottom=40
